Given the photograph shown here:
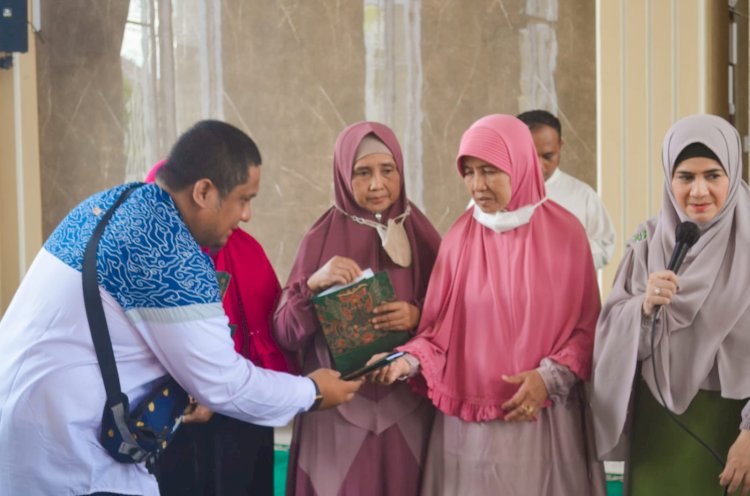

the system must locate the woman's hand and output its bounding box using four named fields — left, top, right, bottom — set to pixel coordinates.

left=367, top=352, right=412, bottom=385
left=306, top=256, right=362, bottom=294
left=720, top=430, right=750, bottom=495
left=642, top=270, right=679, bottom=318
left=371, top=301, right=420, bottom=332
left=501, top=370, right=549, bottom=422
